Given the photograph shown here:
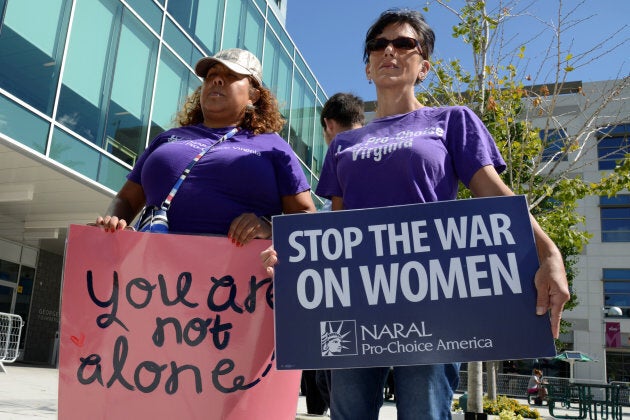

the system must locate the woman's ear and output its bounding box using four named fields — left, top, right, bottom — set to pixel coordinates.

left=365, top=62, right=372, bottom=83
left=418, top=59, right=431, bottom=82
left=249, top=86, right=261, bottom=104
